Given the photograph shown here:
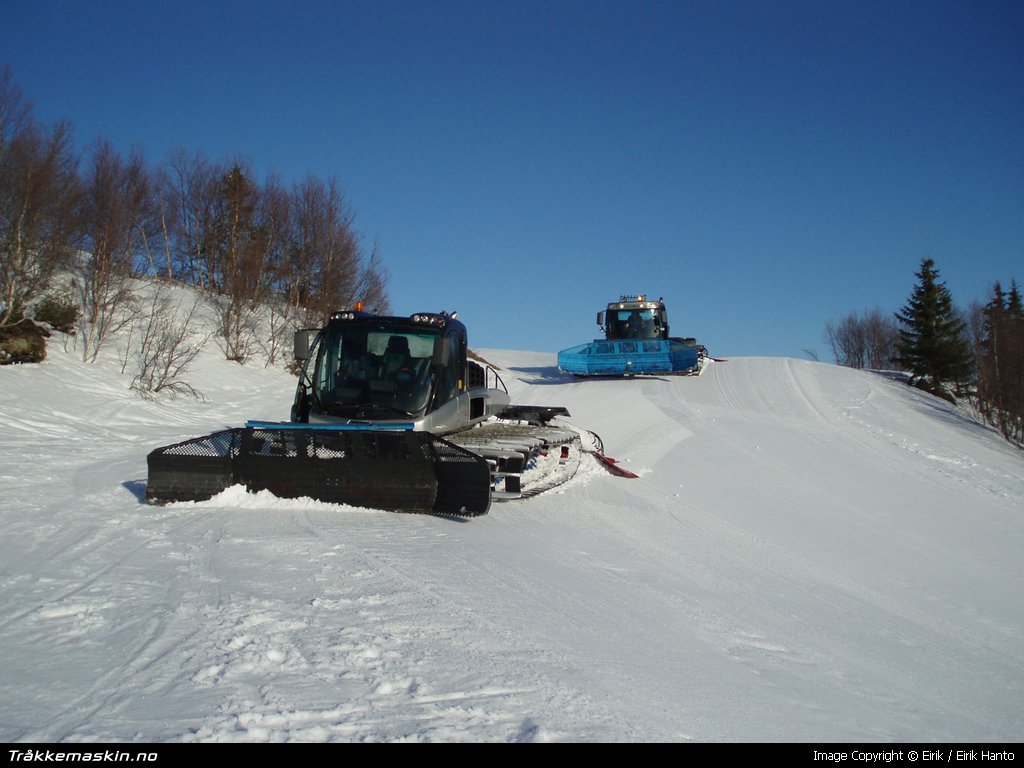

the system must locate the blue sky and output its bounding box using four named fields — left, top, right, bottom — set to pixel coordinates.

left=4, top=0, right=1022, bottom=359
